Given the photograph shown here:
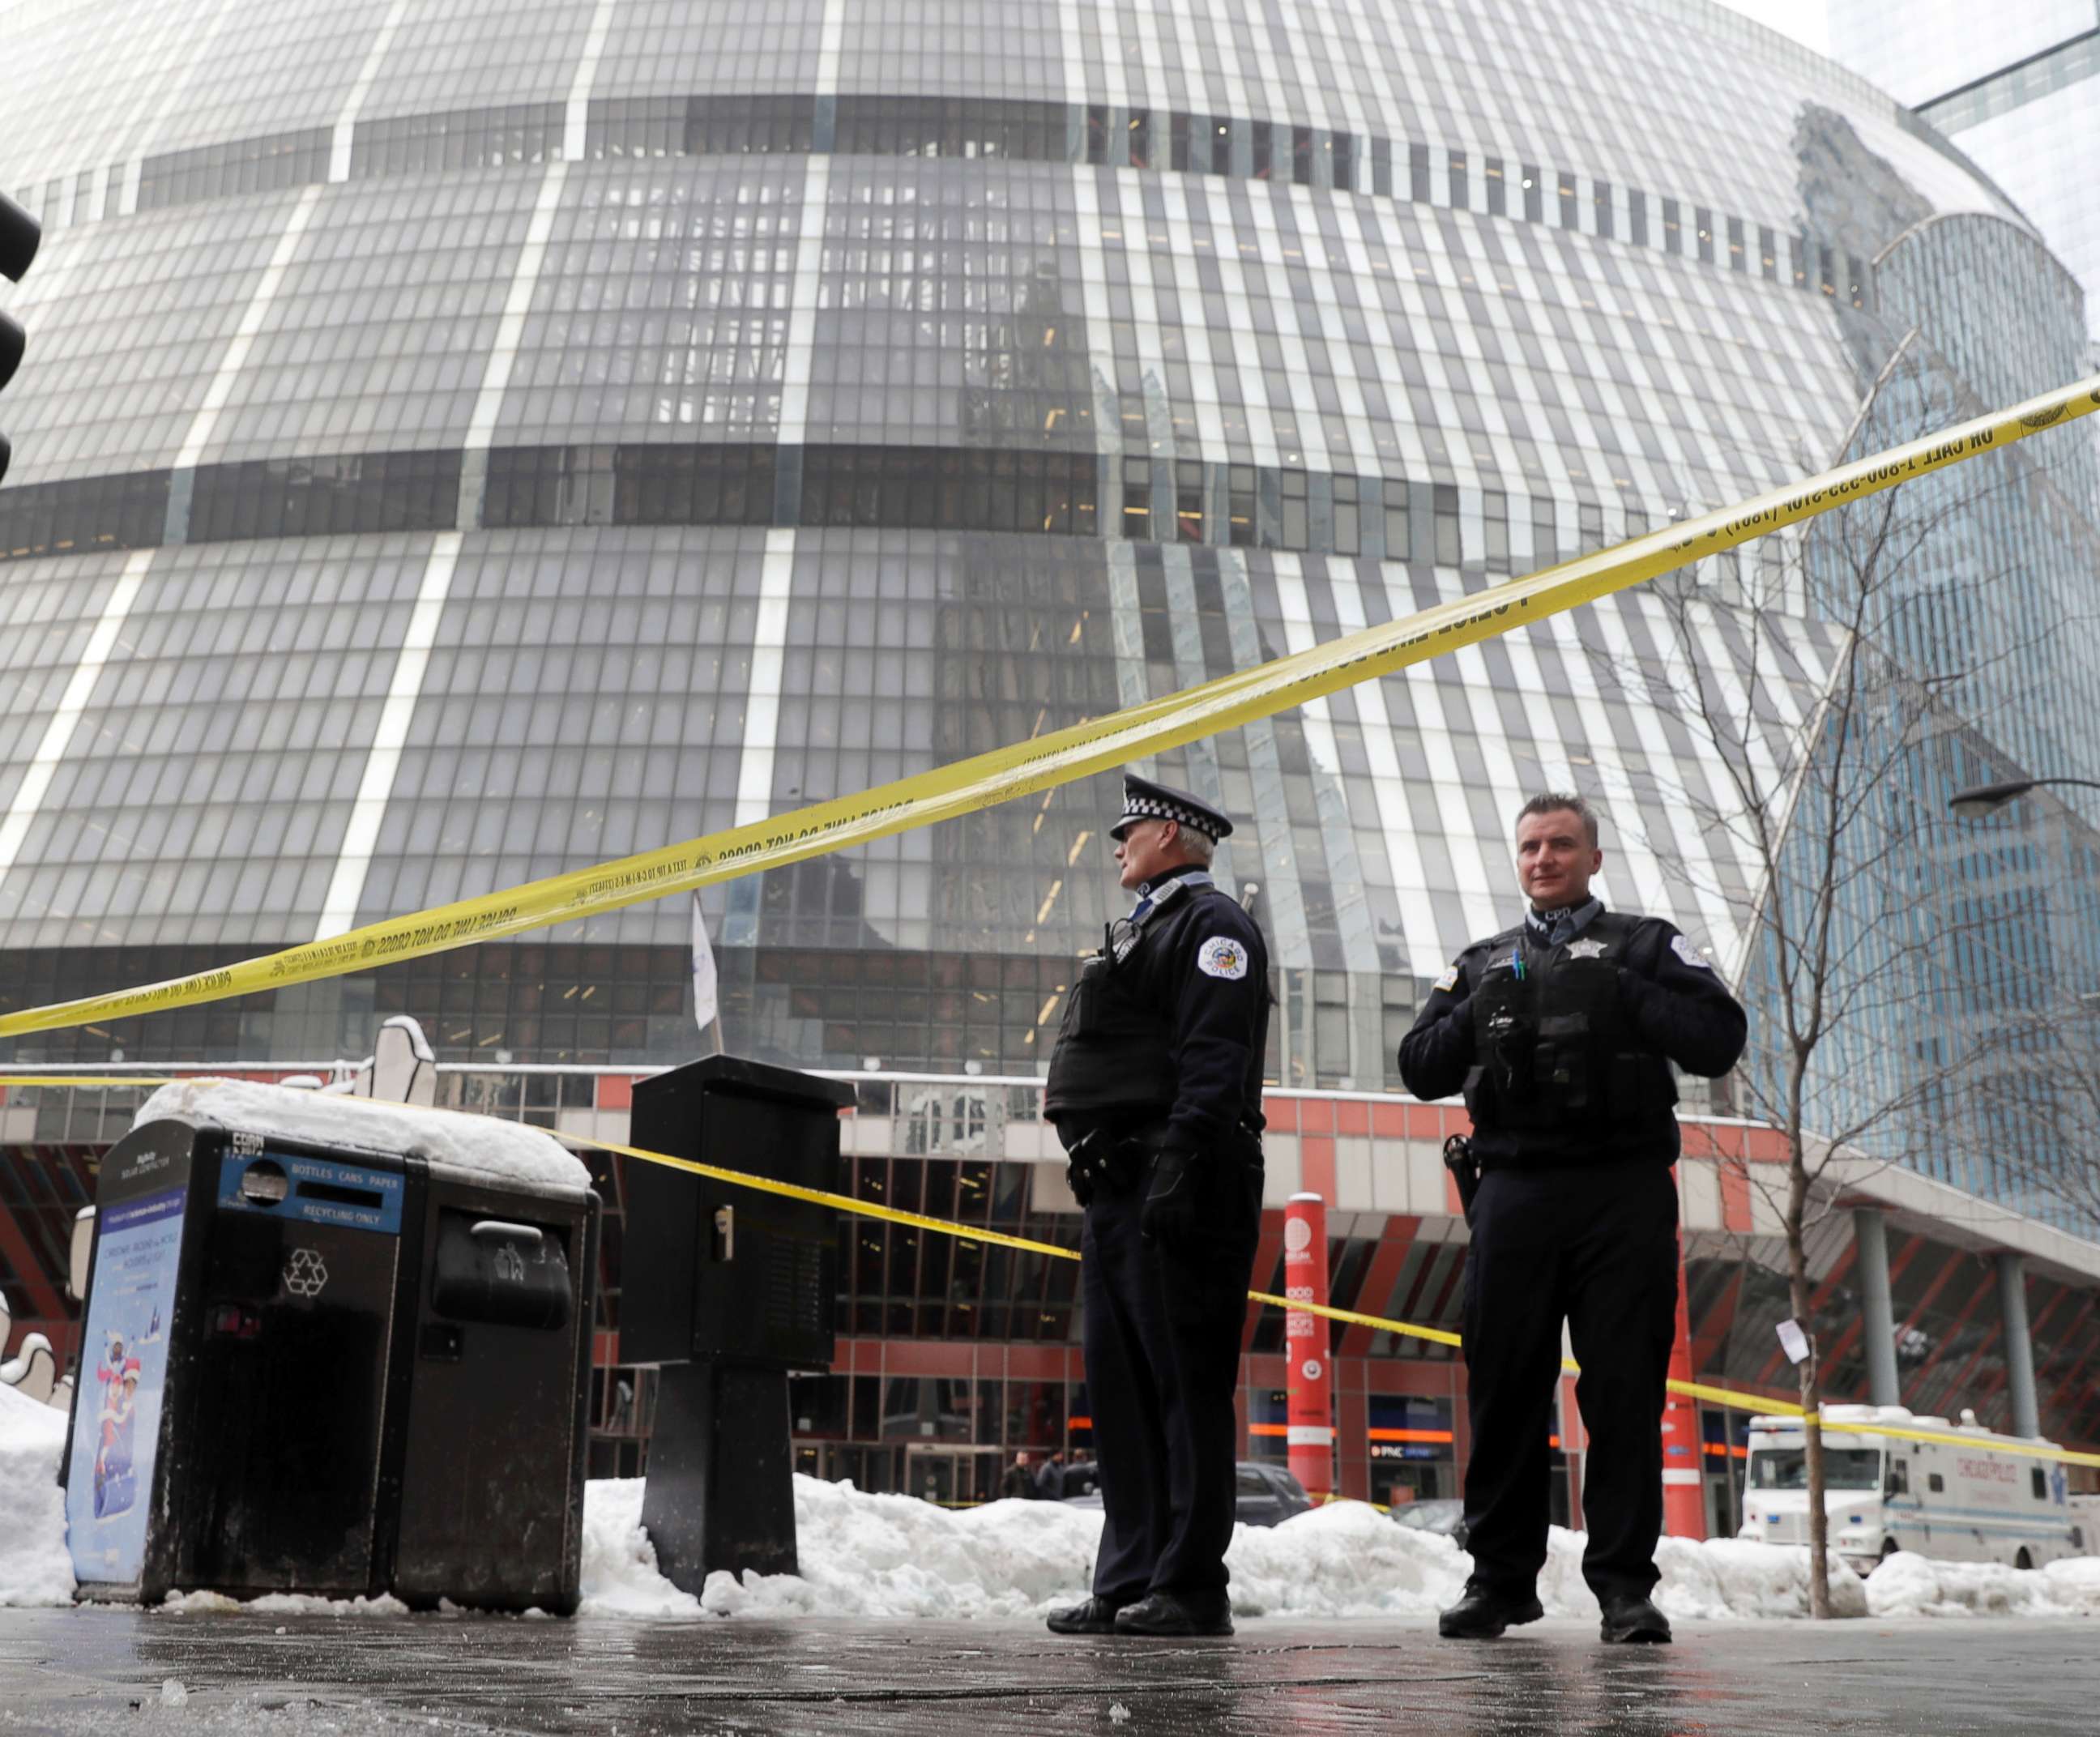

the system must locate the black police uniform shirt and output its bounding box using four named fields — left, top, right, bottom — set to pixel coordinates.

left=1044, top=863, right=1270, bottom=1152
left=1396, top=904, right=1745, bottom=1168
